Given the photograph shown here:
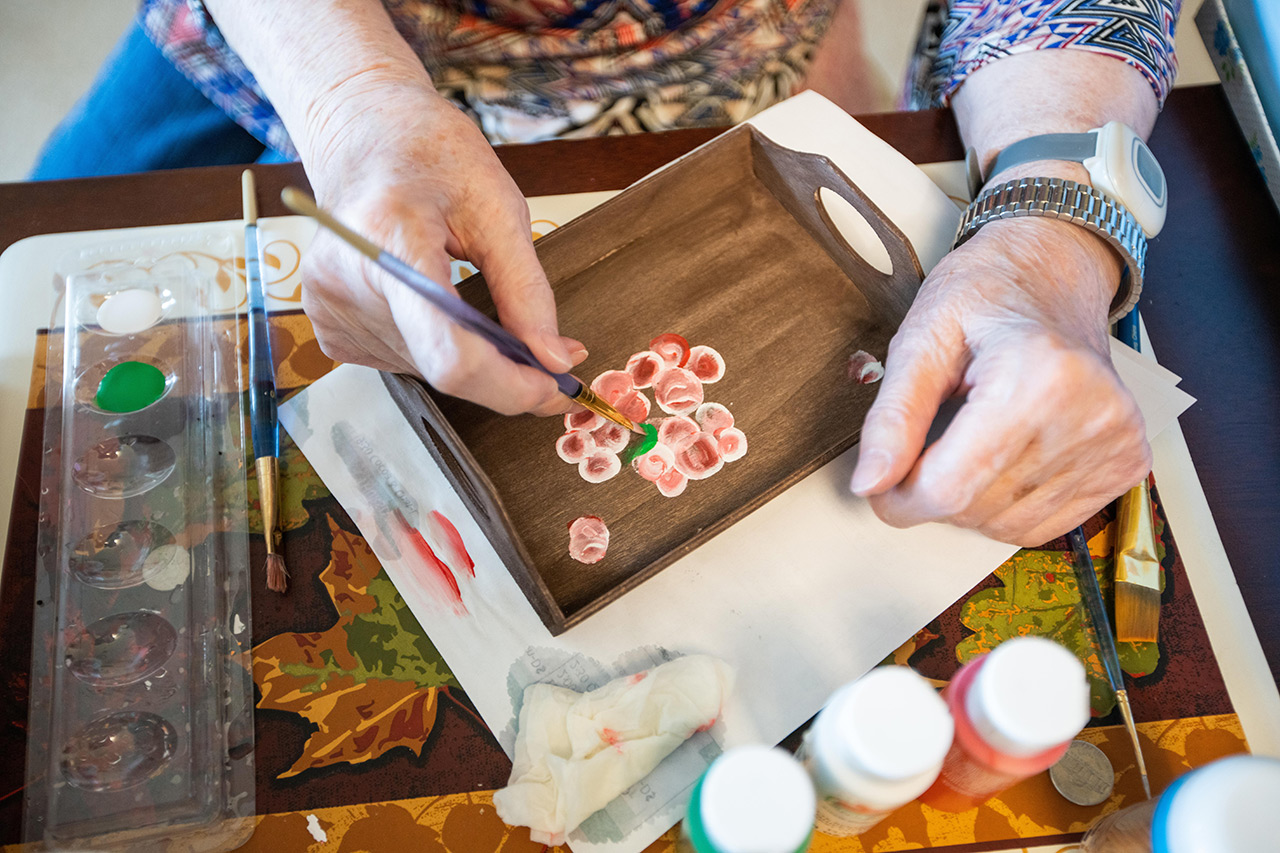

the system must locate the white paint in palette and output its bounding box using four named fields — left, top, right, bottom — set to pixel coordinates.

left=96, top=288, right=163, bottom=335
left=142, top=543, right=190, bottom=591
